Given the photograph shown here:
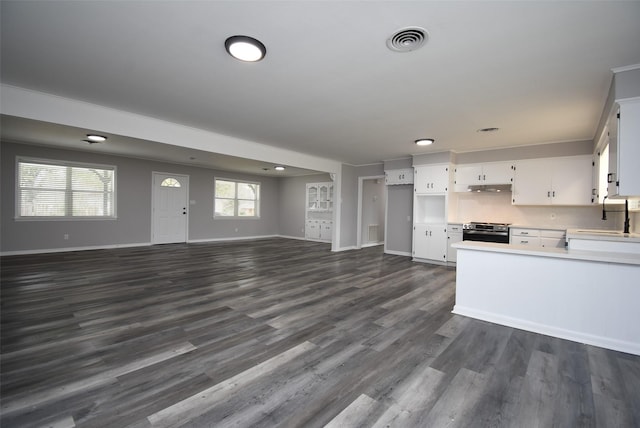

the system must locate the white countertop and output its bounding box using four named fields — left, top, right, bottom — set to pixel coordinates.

left=453, top=241, right=640, bottom=265
left=566, top=228, right=640, bottom=243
